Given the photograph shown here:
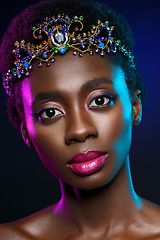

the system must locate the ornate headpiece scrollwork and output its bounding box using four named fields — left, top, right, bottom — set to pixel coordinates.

left=3, top=14, right=135, bottom=96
